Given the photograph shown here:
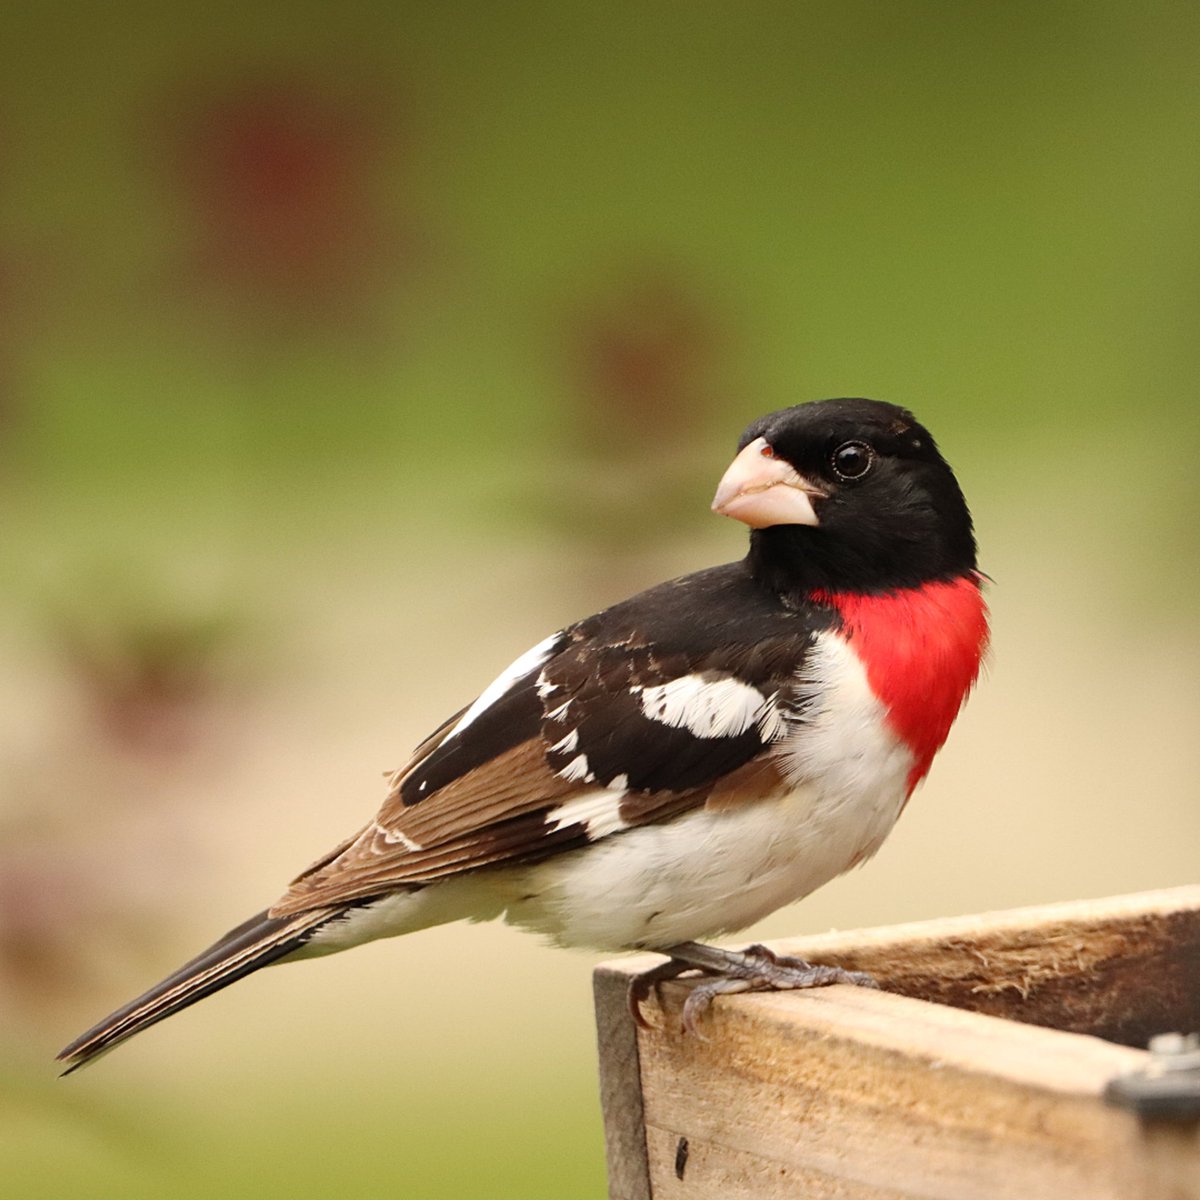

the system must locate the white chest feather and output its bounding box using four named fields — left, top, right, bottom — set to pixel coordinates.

left=508, top=631, right=914, bottom=950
